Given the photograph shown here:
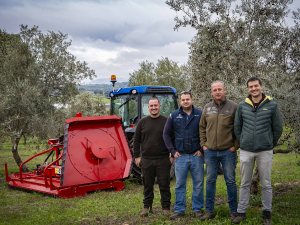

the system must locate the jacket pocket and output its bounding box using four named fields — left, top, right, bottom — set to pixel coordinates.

left=139, top=158, right=143, bottom=168
left=256, top=130, right=272, bottom=150
left=240, top=130, right=253, bottom=150
left=192, top=138, right=200, bottom=151
left=175, top=138, right=184, bottom=151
